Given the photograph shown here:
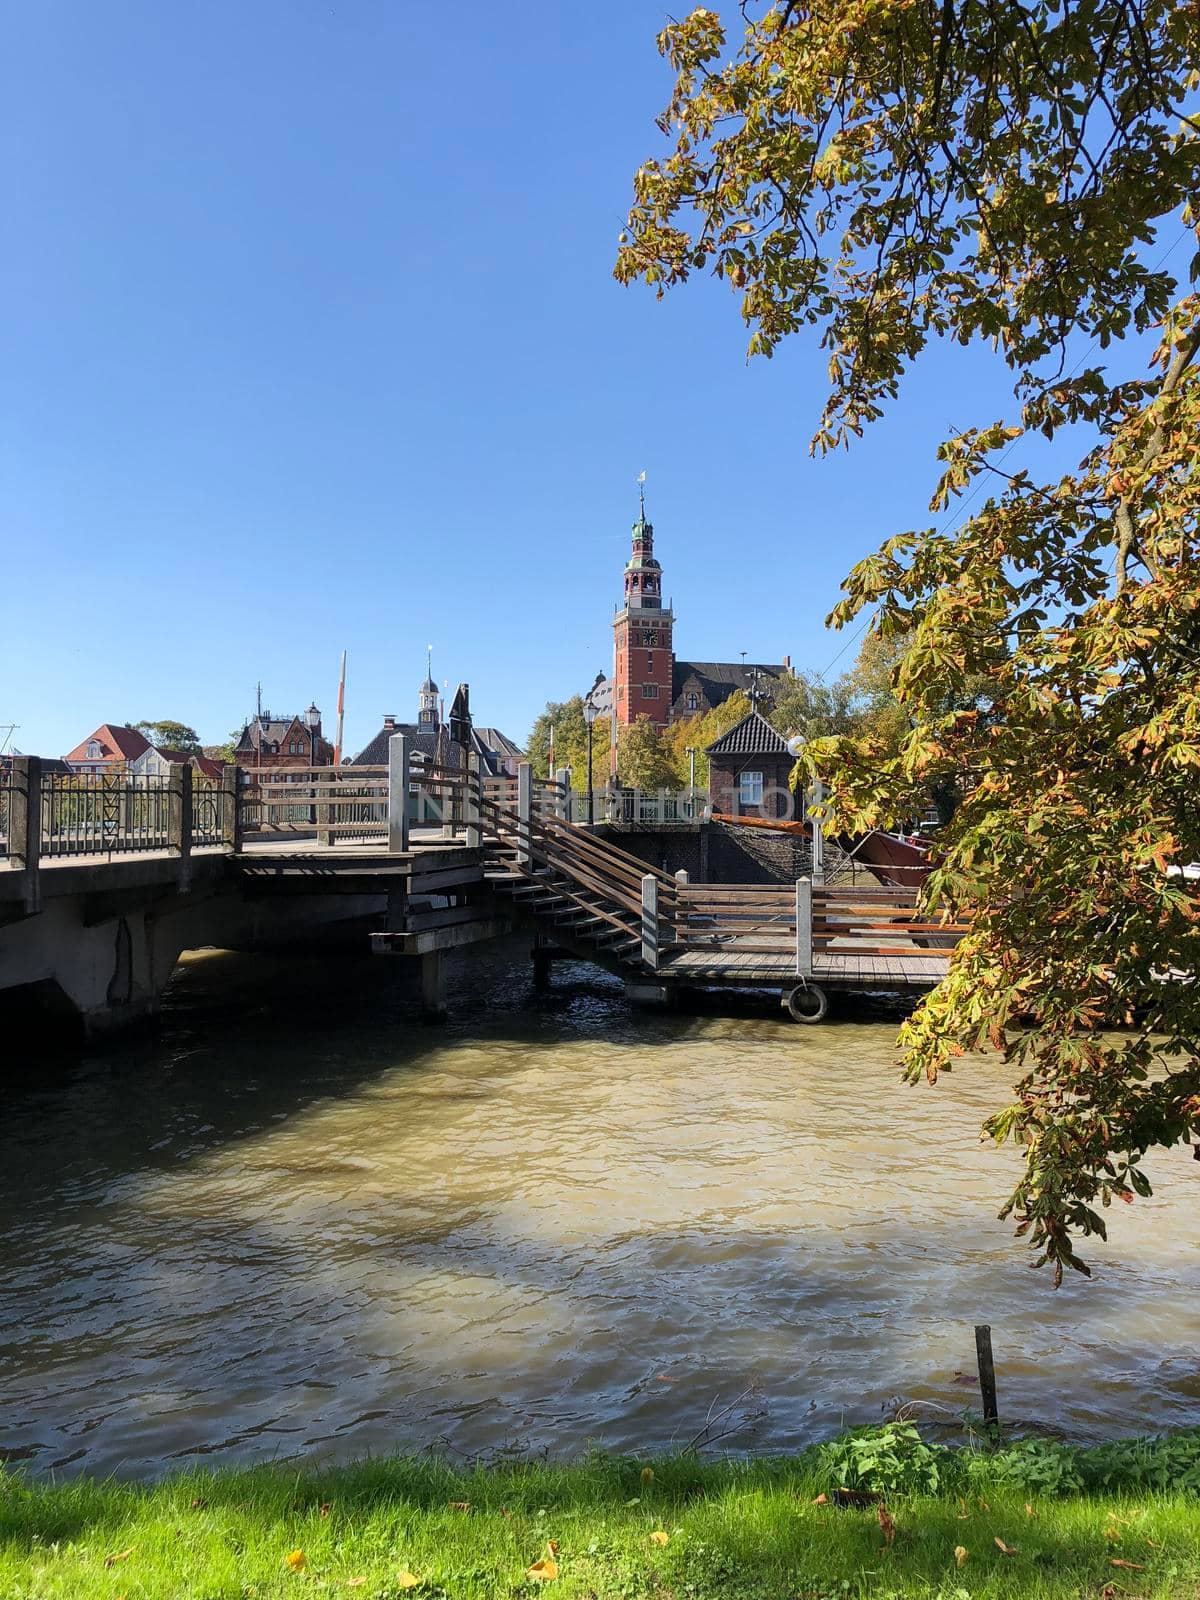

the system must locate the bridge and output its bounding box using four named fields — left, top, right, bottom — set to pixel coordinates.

left=0, top=742, right=966, bottom=1036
